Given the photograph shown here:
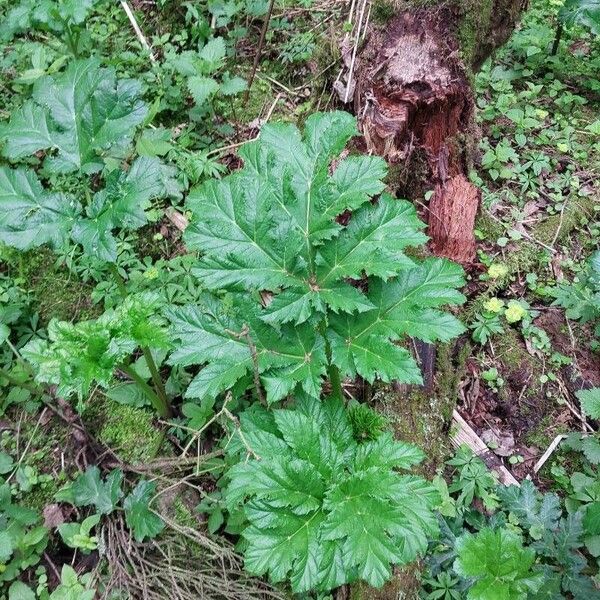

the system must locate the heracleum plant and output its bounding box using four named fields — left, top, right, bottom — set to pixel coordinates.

left=167, top=111, right=467, bottom=404
left=0, top=58, right=180, bottom=416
